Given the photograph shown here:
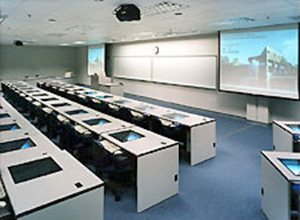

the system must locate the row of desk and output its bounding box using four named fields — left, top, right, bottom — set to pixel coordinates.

left=0, top=96, right=104, bottom=220
left=260, top=120, right=300, bottom=220
left=38, top=80, right=216, bottom=166
left=2, top=81, right=179, bottom=213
